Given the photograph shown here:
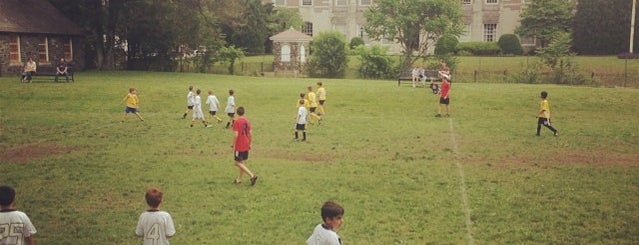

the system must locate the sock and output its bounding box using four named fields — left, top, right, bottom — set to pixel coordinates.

left=303, top=132, right=306, bottom=140
left=183, top=113, right=187, bottom=118
left=536, top=124, right=541, bottom=135
left=295, top=132, right=299, bottom=139
left=226, top=122, right=230, bottom=128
